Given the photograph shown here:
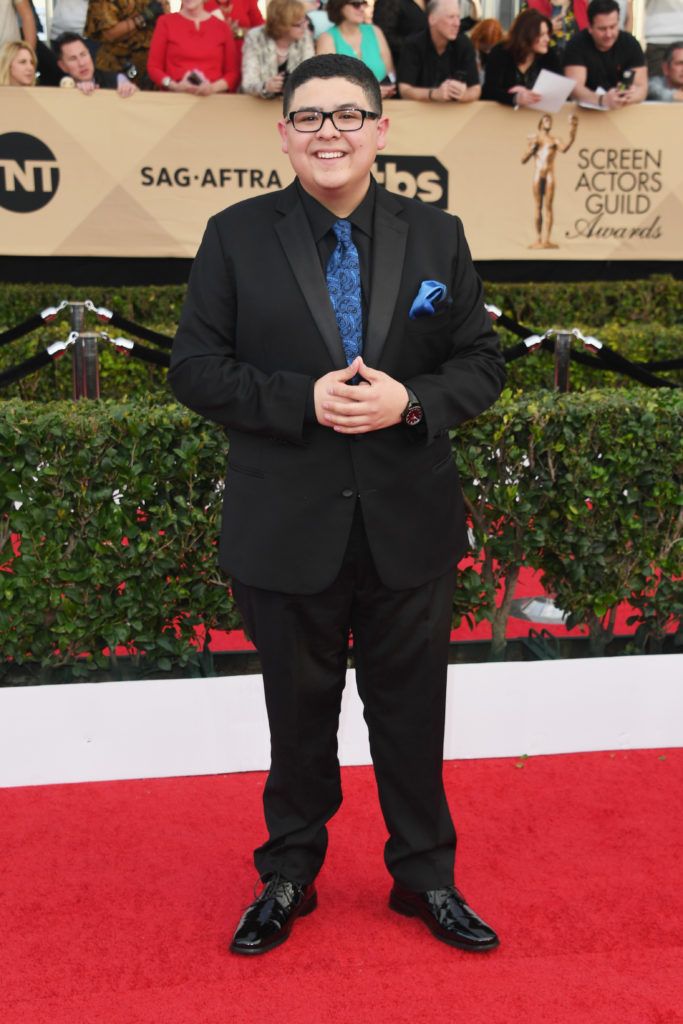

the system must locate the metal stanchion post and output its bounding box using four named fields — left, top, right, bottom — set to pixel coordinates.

left=554, top=331, right=572, bottom=392
left=70, top=302, right=100, bottom=399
